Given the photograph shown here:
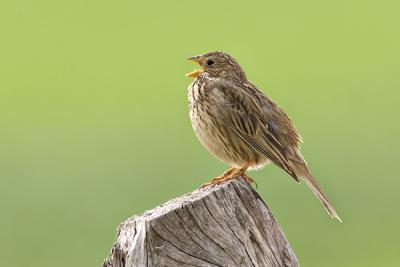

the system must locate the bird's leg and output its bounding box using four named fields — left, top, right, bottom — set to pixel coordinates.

left=236, top=163, right=256, bottom=184
left=201, top=167, right=237, bottom=188
left=215, top=167, right=237, bottom=181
